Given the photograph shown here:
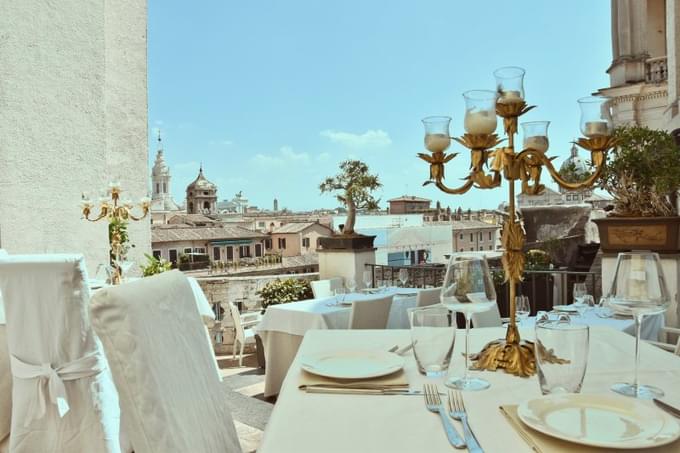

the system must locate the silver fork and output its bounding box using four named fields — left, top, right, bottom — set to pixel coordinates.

left=423, top=384, right=465, bottom=449
left=448, top=390, right=483, bottom=453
